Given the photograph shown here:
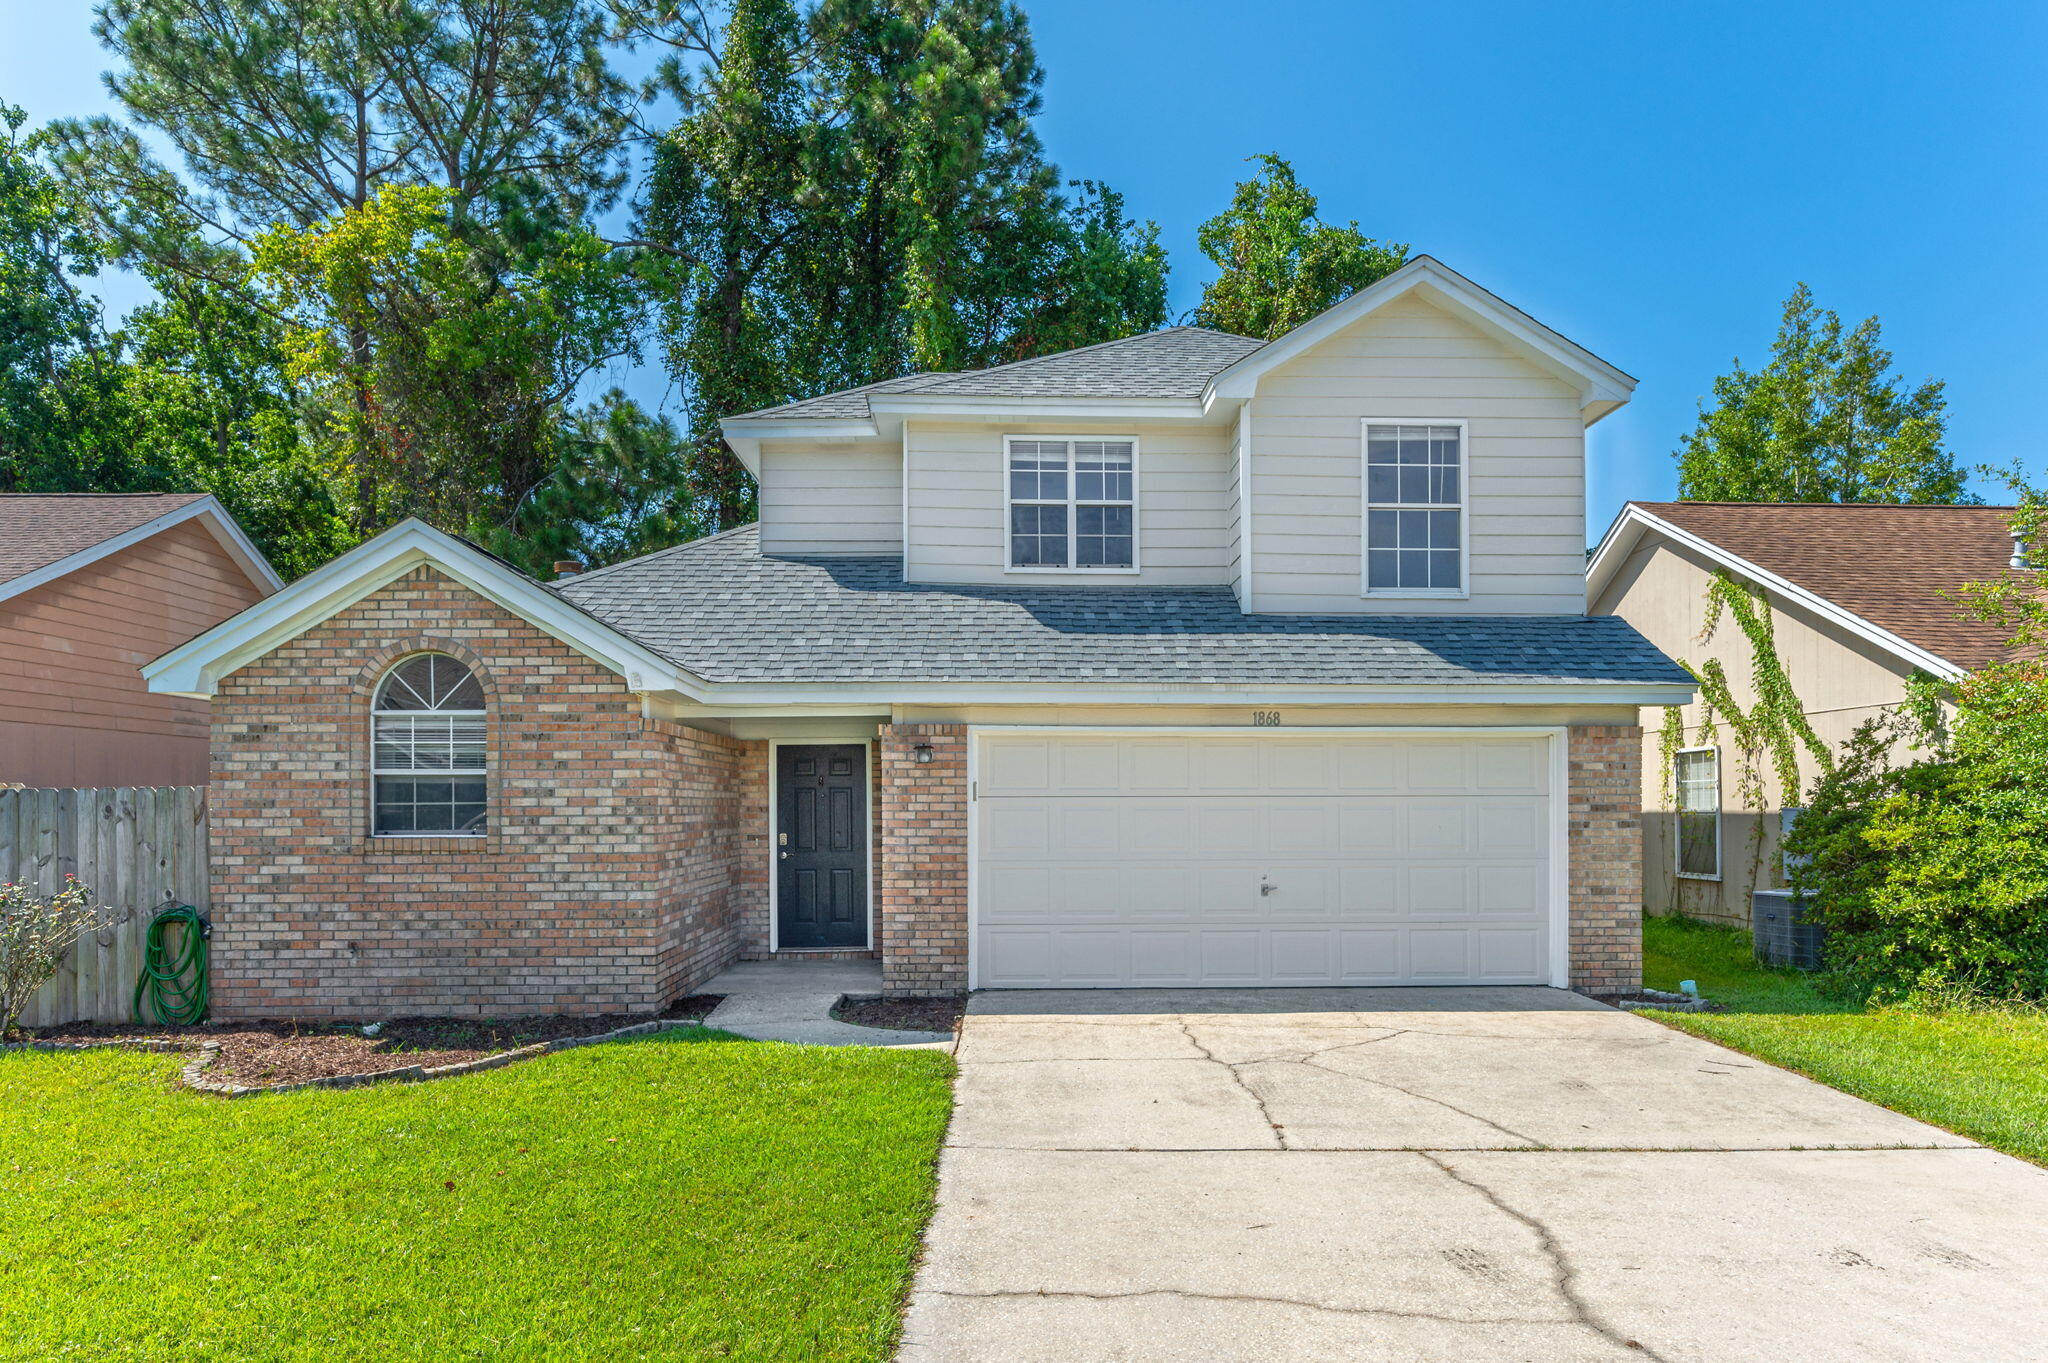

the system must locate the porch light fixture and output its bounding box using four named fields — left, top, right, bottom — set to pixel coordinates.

left=912, top=742, right=935, bottom=765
